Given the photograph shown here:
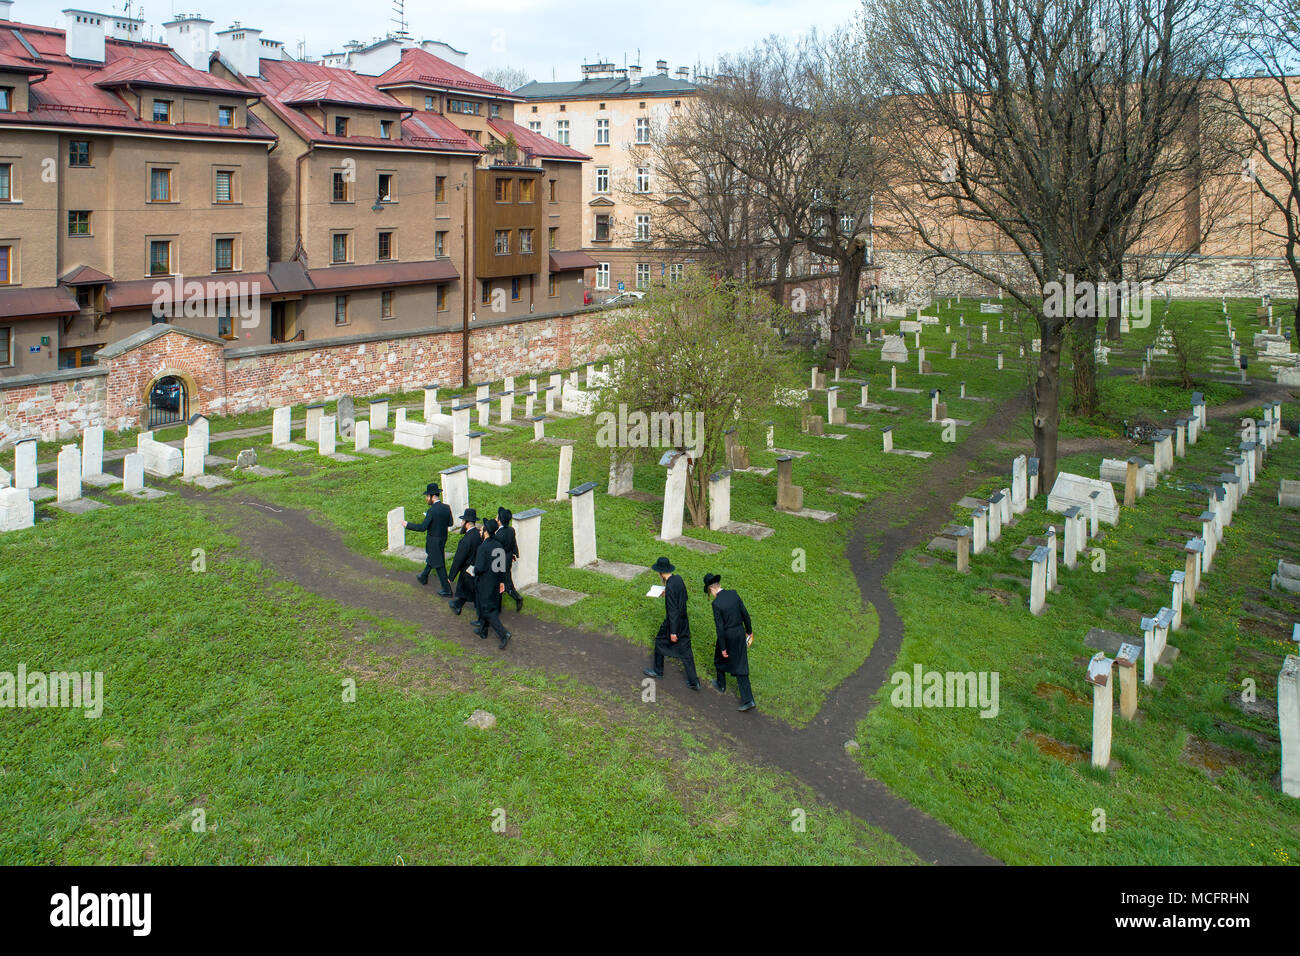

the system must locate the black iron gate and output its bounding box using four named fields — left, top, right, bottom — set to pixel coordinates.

left=147, top=376, right=188, bottom=429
